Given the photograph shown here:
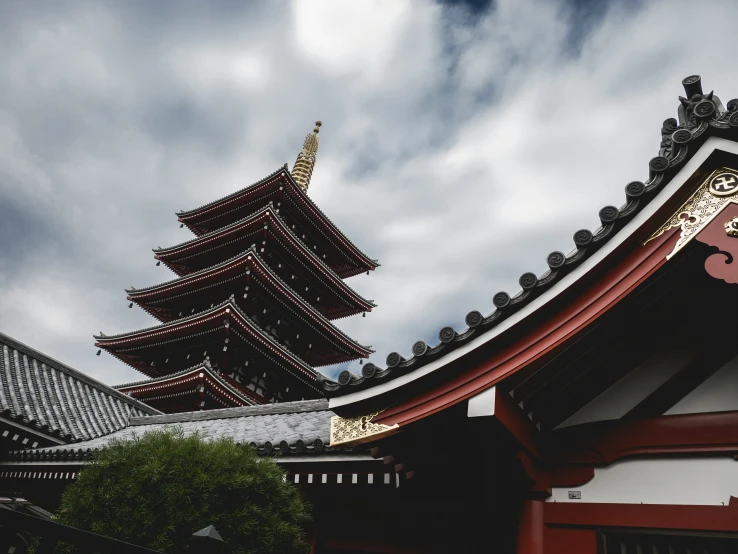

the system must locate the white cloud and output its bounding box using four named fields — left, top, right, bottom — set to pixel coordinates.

left=2, top=0, right=738, bottom=387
